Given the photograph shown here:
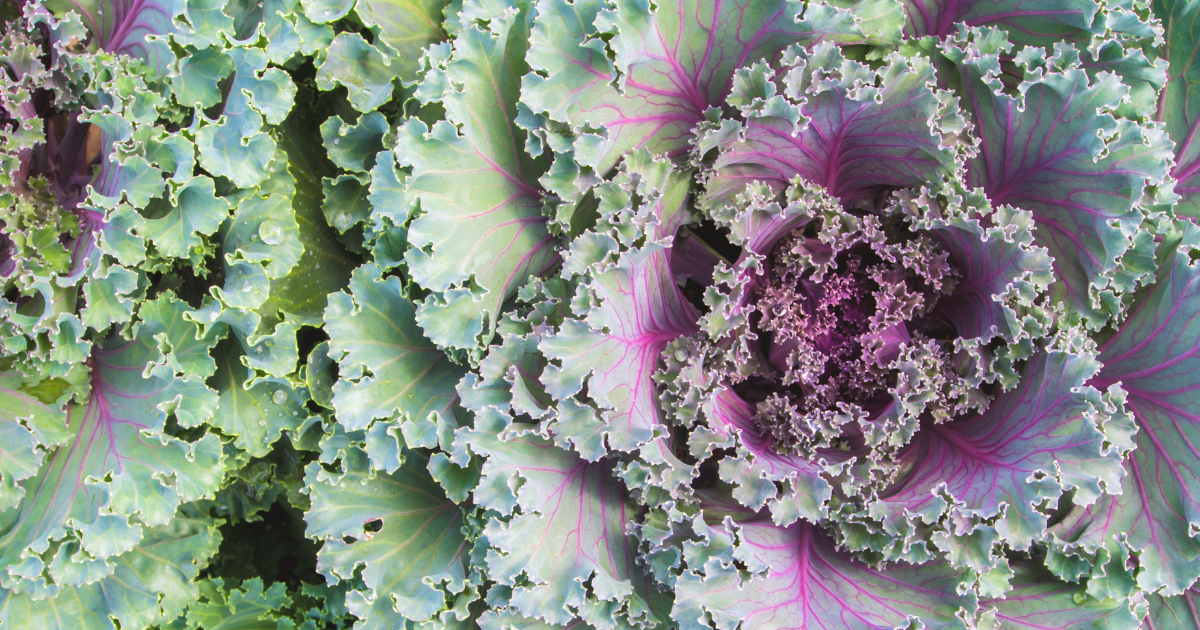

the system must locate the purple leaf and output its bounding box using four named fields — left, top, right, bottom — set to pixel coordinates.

left=463, top=409, right=662, bottom=629
left=44, top=0, right=181, bottom=74
left=925, top=206, right=1053, bottom=343
left=1053, top=253, right=1200, bottom=595
left=948, top=38, right=1173, bottom=326
left=703, top=43, right=953, bottom=209
left=673, top=518, right=974, bottom=630
left=700, top=386, right=842, bottom=524
left=522, top=0, right=859, bottom=176
left=904, top=0, right=1100, bottom=47
left=877, top=351, right=1126, bottom=555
